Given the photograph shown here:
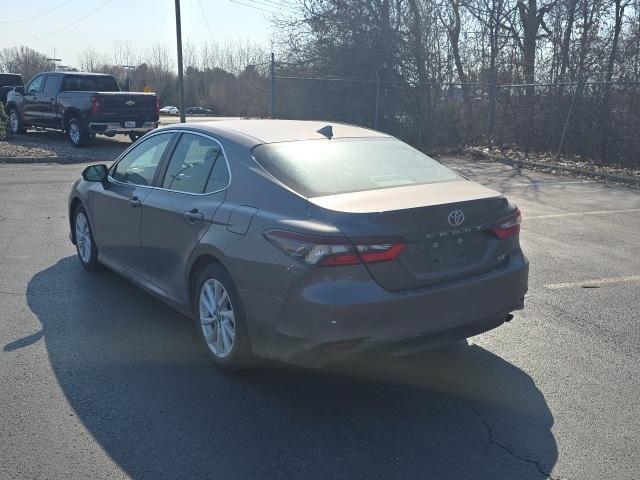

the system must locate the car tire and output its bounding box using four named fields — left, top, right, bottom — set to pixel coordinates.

left=129, top=133, right=141, bottom=143
left=73, top=205, right=102, bottom=271
left=7, top=108, right=26, bottom=134
left=194, top=263, right=255, bottom=371
left=68, top=117, right=90, bottom=147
